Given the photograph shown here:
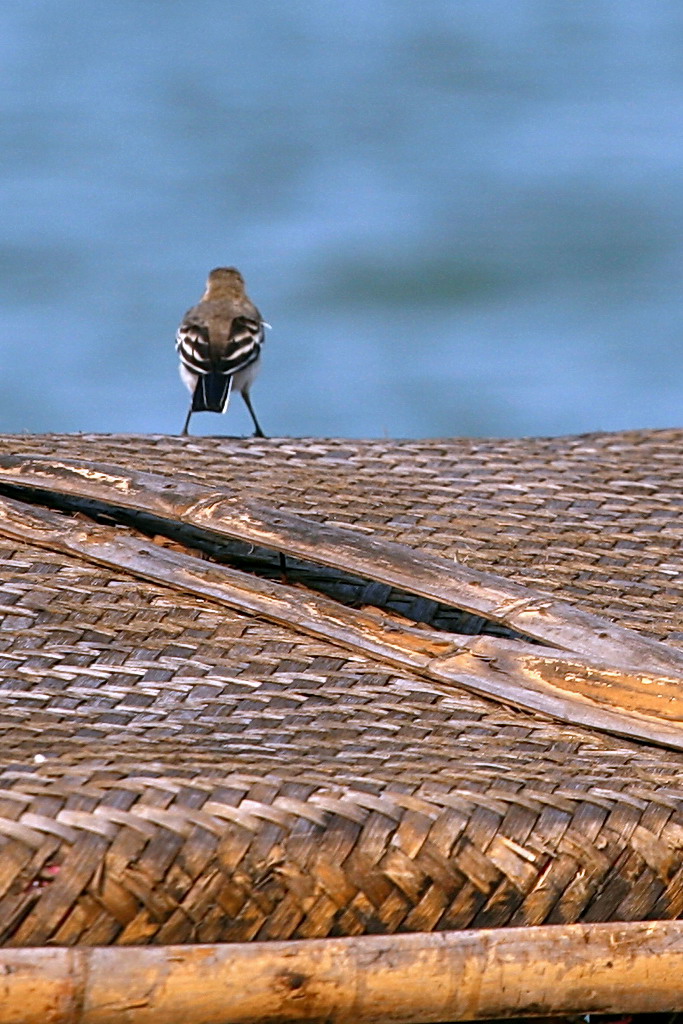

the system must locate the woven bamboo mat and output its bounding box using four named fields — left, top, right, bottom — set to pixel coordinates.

left=0, top=429, right=682, bottom=946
